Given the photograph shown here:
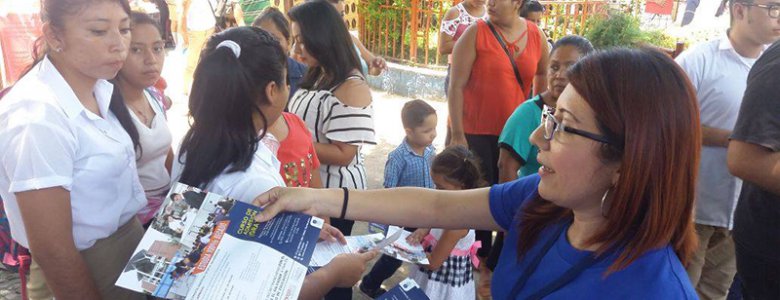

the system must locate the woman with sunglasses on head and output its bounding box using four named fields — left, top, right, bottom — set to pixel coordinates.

left=252, top=48, right=700, bottom=299
left=0, top=0, right=147, bottom=298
